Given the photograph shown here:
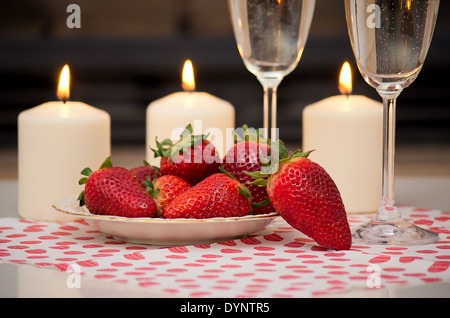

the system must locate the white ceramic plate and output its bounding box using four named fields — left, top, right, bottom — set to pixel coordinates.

left=52, top=196, right=278, bottom=246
